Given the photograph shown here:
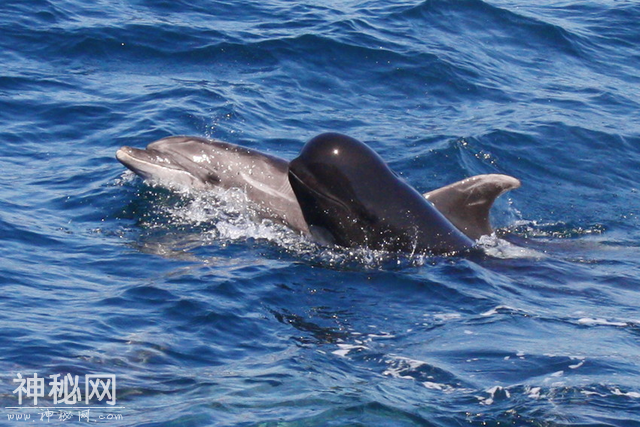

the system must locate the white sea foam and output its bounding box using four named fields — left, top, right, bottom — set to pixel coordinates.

left=577, top=318, right=628, bottom=327
left=476, top=233, right=545, bottom=259
left=332, top=343, right=368, bottom=357
left=431, top=313, right=462, bottom=322
left=478, top=386, right=511, bottom=406
left=612, top=388, right=640, bottom=399
left=383, top=356, right=428, bottom=380
left=480, top=305, right=531, bottom=318
left=422, top=381, right=456, bottom=392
